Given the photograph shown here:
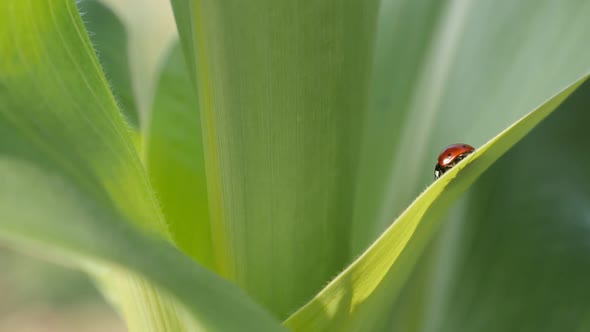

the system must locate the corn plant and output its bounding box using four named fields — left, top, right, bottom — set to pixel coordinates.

left=1, top=0, right=590, bottom=331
